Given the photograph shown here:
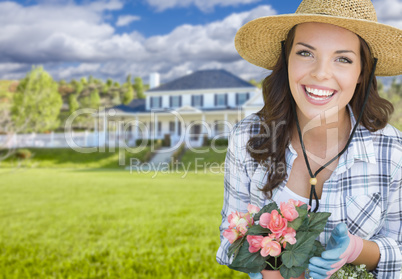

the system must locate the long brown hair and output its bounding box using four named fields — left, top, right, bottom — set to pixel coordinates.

left=247, top=25, right=394, bottom=199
